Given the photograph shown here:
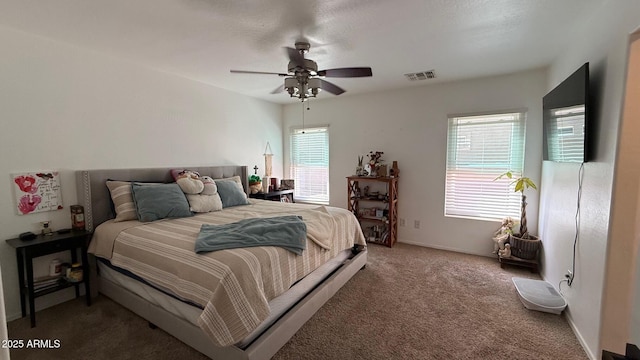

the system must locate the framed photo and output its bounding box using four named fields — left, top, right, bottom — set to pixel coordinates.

left=281, top=179, right=295, bottom=190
